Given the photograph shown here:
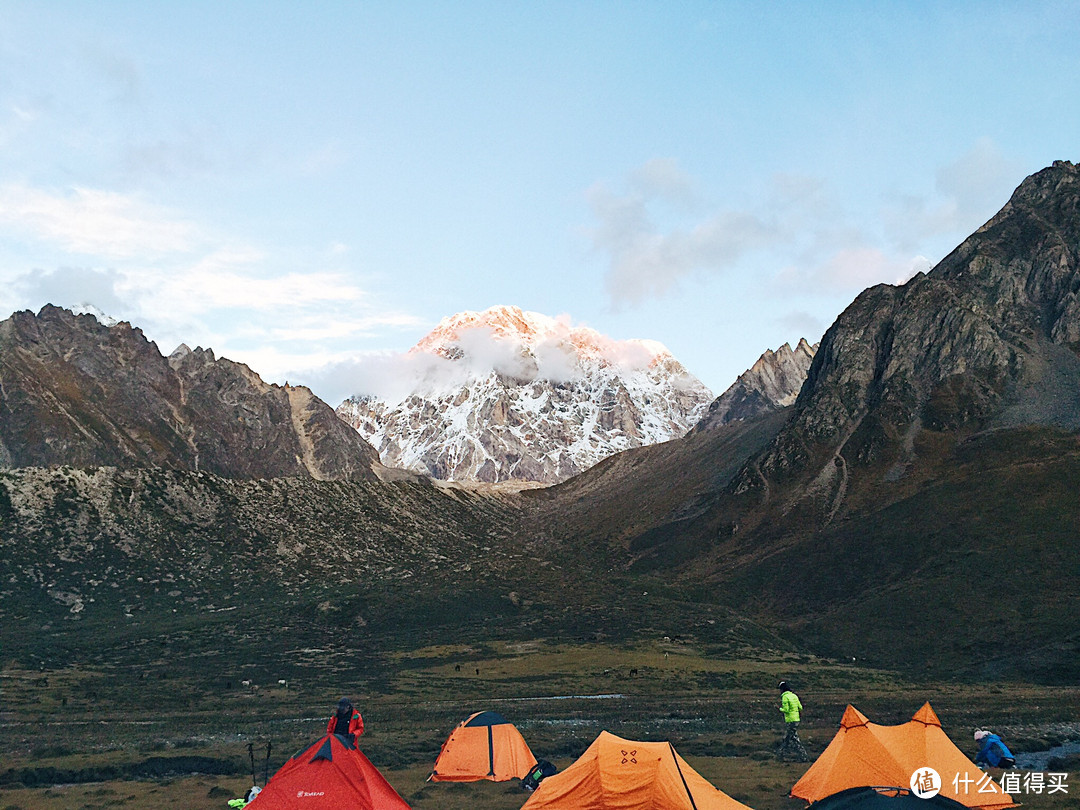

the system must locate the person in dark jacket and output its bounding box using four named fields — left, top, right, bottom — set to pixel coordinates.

left=327, top=697, right=364, bottom=739
left=974, top=729, right=1015, bottom=769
